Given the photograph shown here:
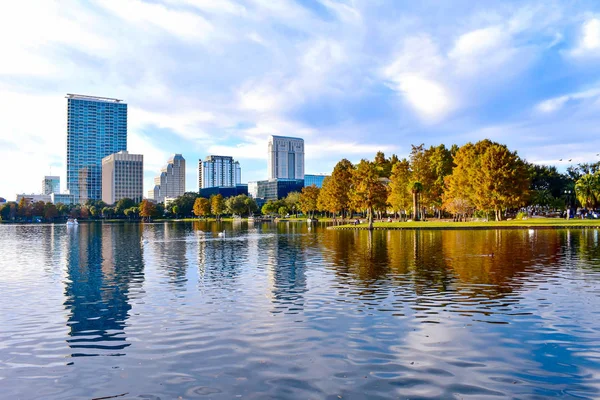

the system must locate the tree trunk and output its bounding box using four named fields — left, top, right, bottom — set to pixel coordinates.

left=368, top=206, right=374, bottom=230
left=412, top=192, right=418, bottom=221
